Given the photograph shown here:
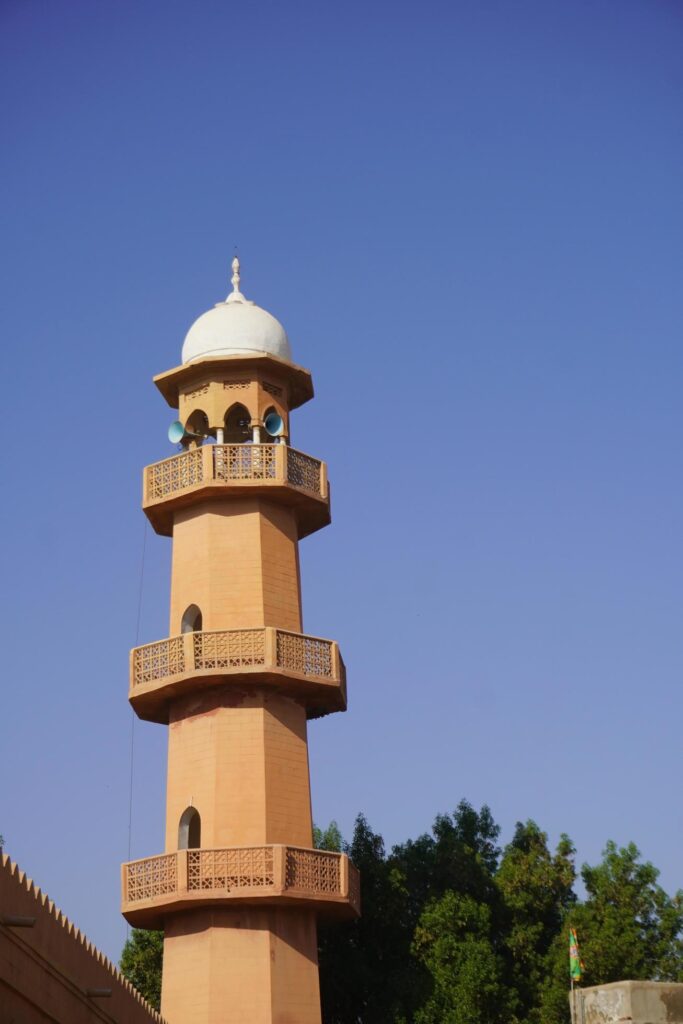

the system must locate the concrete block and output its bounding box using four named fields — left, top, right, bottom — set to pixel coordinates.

left=571, top=980, right=683, bottom=1024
